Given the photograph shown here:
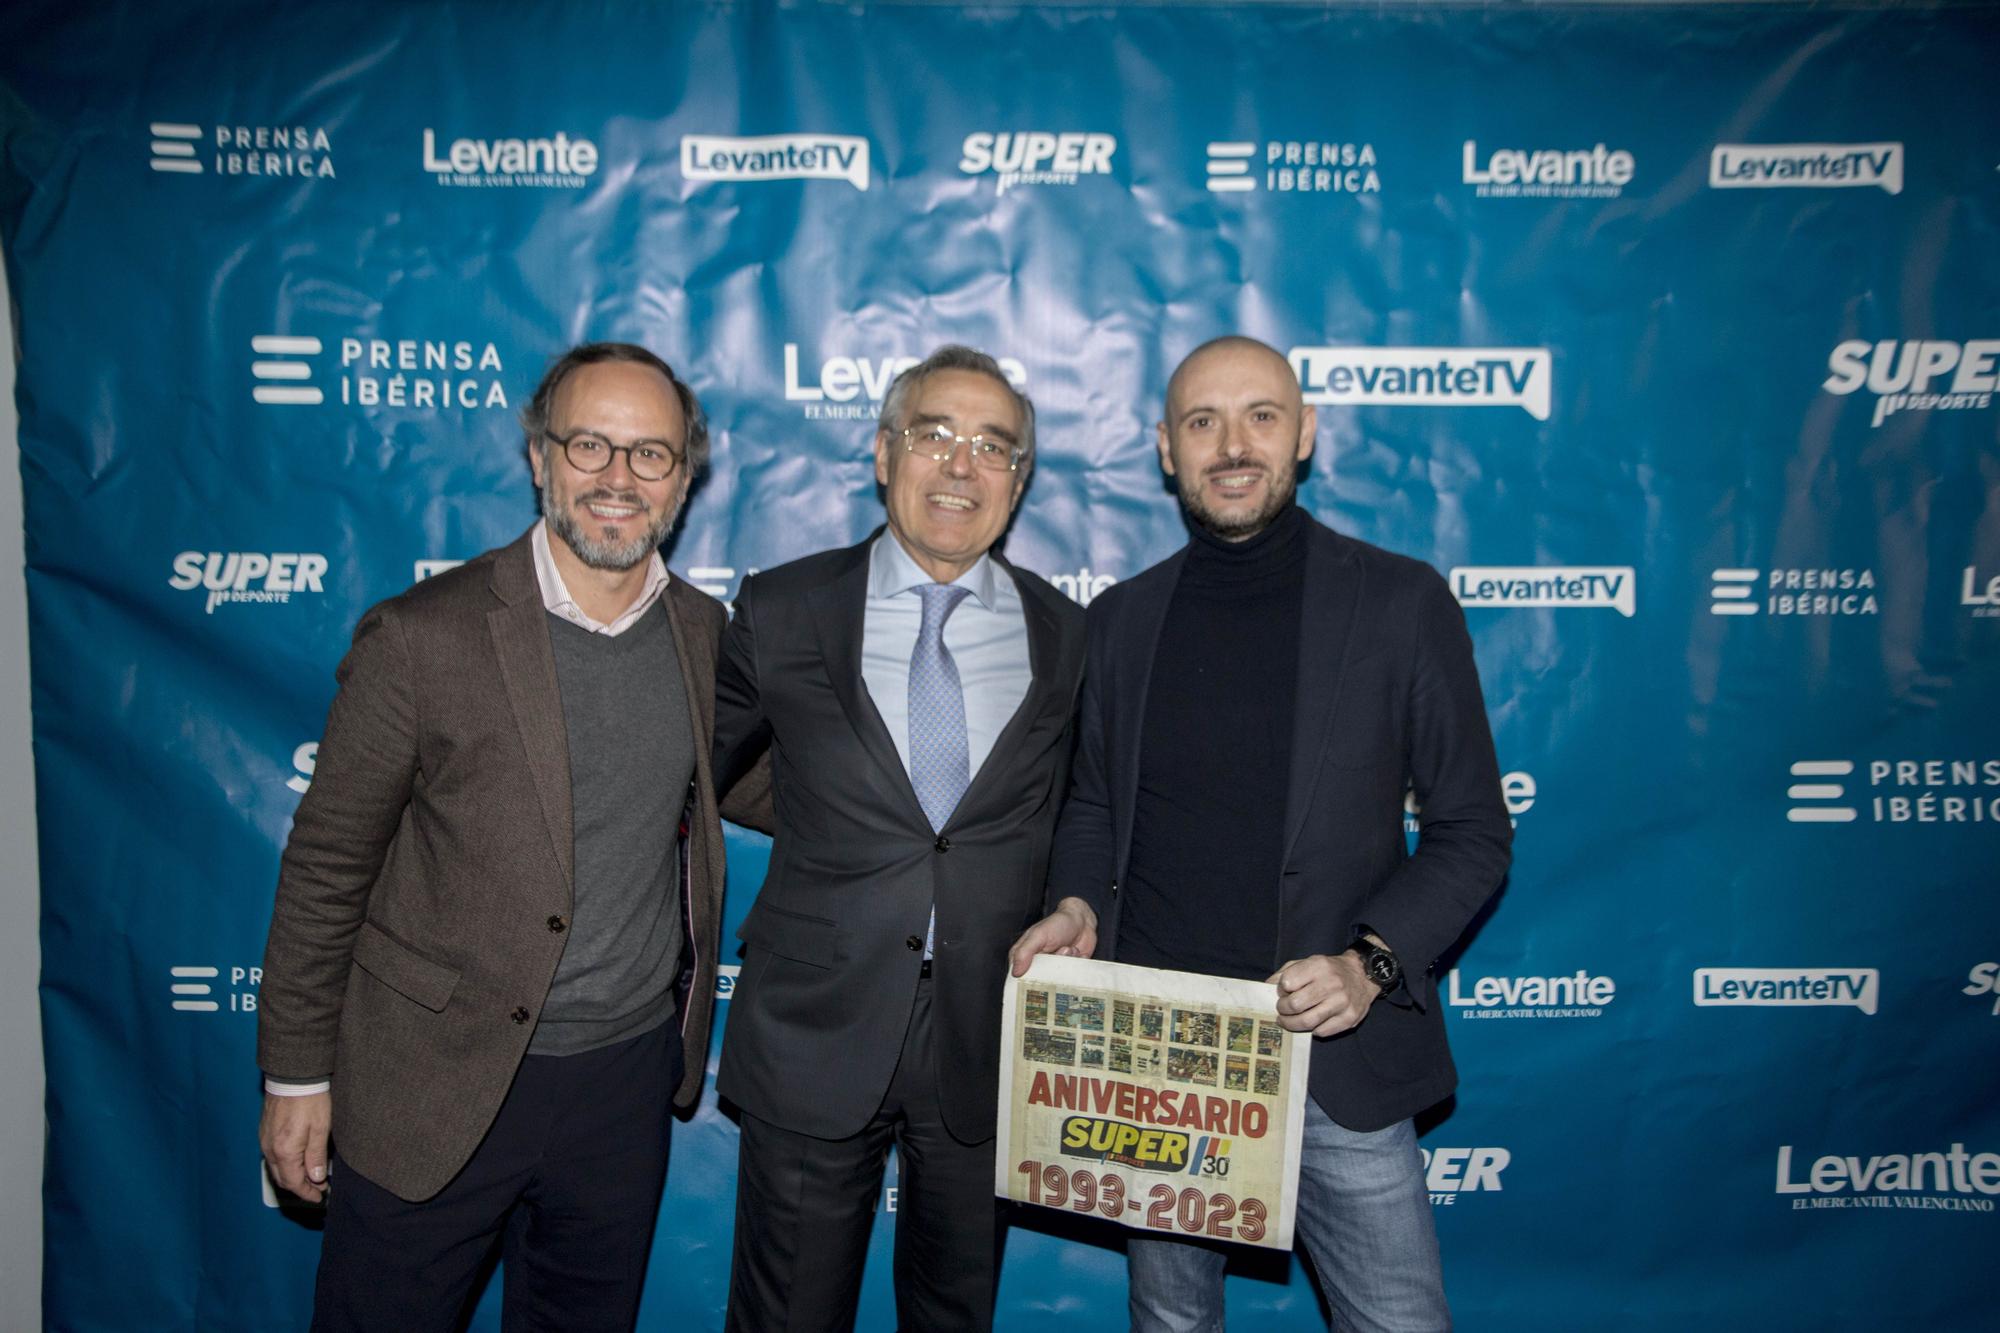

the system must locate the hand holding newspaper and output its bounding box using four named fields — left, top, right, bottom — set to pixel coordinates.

left=995, top=955, right=1311, bottom=1250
